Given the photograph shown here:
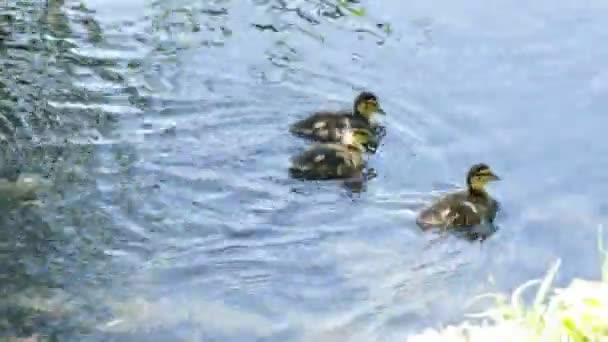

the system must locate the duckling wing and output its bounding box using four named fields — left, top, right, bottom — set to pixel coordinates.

left=290, top=112, right=342, bottom=135
left=289, top=144, right=359, bottom=180
left=416, top=192, right=482, bottom=229
left=447, top=199, right=484, bottom=227
left=290, top=111, right=366, bottom=142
